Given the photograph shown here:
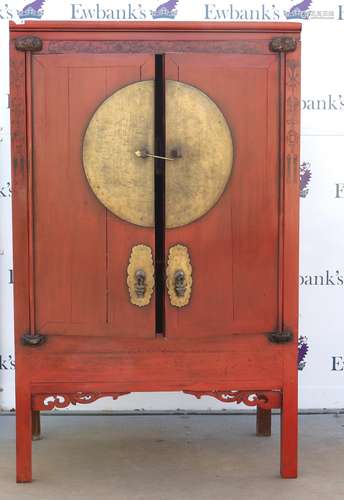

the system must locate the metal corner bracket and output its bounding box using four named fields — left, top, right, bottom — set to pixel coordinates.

left=15, top=35, right=43, bottom=52
left=21, top=333, right=47, bottom=347
left=268, top=330, right=293, bottom=344
left=269, top=37, right=297, bottom=53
